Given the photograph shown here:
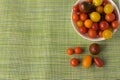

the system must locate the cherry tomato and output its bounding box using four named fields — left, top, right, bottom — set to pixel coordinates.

left=74, top=47, right=83, bottom=54
left=99, top=21, right=109, bottom=30
left=90, top=12, right=101, bottom=22
left=105, top=13, right=115, bottom=22
left=112, top=21, right=119, bottom=29
left=72, top=13, right=79, bottom=22
left=76, top=20, right=83, bottom=27
left=93, top=0, right=103, bottom=6
left=104, top=4, right=113, bottom=14
left=66, top=48, right=74, bottom=55
left=96, top=6, right=104, bottom=13
left=73, top=4, right=79, bottom=12
left=80, top=13, right=88, bottom=21
left=79, top=26, right=88, bottom=34
left=70, top=58, right=79, bottom=67
left=98, top=30, right=103, bottom=37
left=102, top=0, right=109, bottom=6
left=82, top=55, right=92, bottom=68
left=102, top=29, right=112, bottom=39
left=94, top=57, right=104, bottom=67
left=92, top=23, right=99, bottom=31
left=88, top=29, right=97, bottom=38
left=84, top=19, right=93, bottom=28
